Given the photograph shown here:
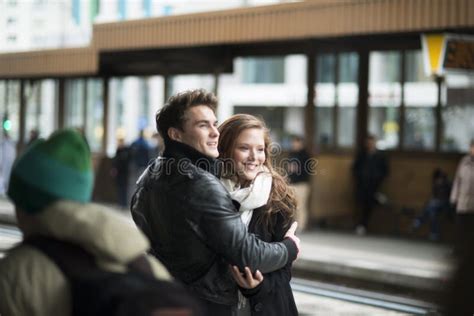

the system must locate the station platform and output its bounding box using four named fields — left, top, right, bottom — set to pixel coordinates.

left=293, top=230, right=453, bottom=304
left=0, top=197, right=454, bottom=305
